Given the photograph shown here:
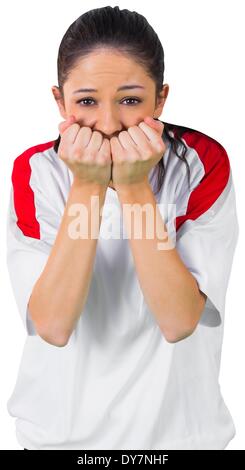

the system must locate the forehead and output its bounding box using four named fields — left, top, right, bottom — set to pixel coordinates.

left=63, top=49, right=153, bottom=93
